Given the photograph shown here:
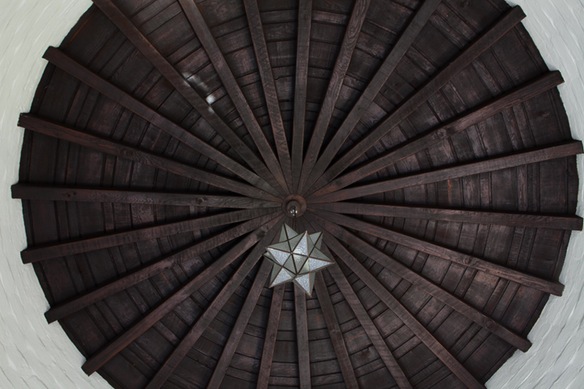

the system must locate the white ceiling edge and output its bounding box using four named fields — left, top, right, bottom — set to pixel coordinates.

left=0, top=1, right=582, bottom=388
